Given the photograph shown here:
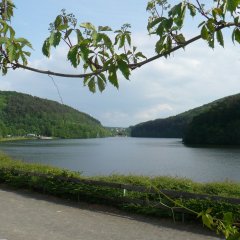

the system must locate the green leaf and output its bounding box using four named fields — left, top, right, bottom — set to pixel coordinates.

left=97, top=33, right=112, bottom=48
left=234, top=16, right=239, bottom=25
left=20, top=53, right=28, bottom=66
left=216, top=30, right=224, bottom=47
left=119, top=35, right=125, bottom=48
left=97, top=76, right=105, bottom=92
left=2, top=65, right=8, bottom=75
left=91, top=31, right=97, bottom=45
left=212, top=8, right=223, bottom=18
left=49, top=32, right=55, bottom=45
left=98, top=50, right=110, bottom=58
left=22, top=51, right=31, bottom=57
left=103, top=58, right=113, bottom=69
left=175, top=34, right=185, bottom=44
left=114, top=35, right=120, bottom=45
left=54, top=15, right=62, bottom=29
left=206, top=19, right=215, bottom=32
left=169, top=3, right=186, bottom=28
left=49, top=32, right=61, bottom=47
left=208, top=34, right=215, bottom=48
left=165, top=18, right=173, bottom=30
left=169, top=3, right=182, bottom=17
left=166, top=36, right=172, bottom=51
left=108, top=65, right=119, bottom=88
left=67, top=45, right=79, bottom=67
left=234, top=28, right=240, bottom=43
left=98, top=26, right=112, bottom=32
left=7, top=44, right=16, bottom=61
left=117, top=58, right=130, bottom=80
left=126, top=34, right=131, bottom=47
left=156, top=22, right=165, bottom=37
left=155, top=37, right=166, bottom=54
left=201, top=25, right=209, bottom=40
left=88, top=77, right=96, bottom=93
left=187, top=3, right=196, bottom=17
left=75, top=29, right=83, bottom=42
left=135, top=52, right=147, bottom=59
left=15, top=38, right=33, bottom=49
left=83, top=75, right=90, bottom=85
left=79, top=43, right=90, bottom=63
left=80, top=22, right=96, bottom=31
left=223, top=212, right=234, bottom=225
left=0, top=37, right=8, bottom=44
left=65, top=29, right=73, bottom=39
left=42, top=38, right=51, bottom=57
left=99, top=73, right=107, bottom=83
left=57, top=24, right=69, bottom=31
left=147, top=17, right=165, bottom=31
left=174, top=14, right=185, bottom=28
left=146, top=1, right=154, bottom=11
left=8, top=26, right=15, bottom=39
left=232, top=28, right=236, bottom=43
left=202, top=213, right=214, bottom=229
left=226, top=0, right=240, bottom=13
